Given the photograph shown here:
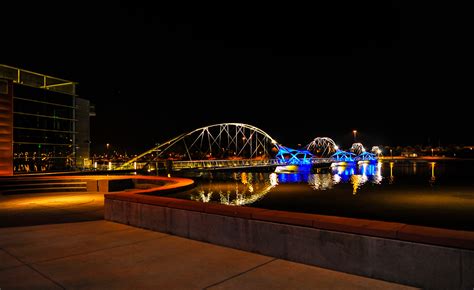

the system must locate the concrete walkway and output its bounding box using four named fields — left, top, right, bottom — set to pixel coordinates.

left=0, top=220, right=417, bottom=290
left=0, top=191, right=104, bottom=227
